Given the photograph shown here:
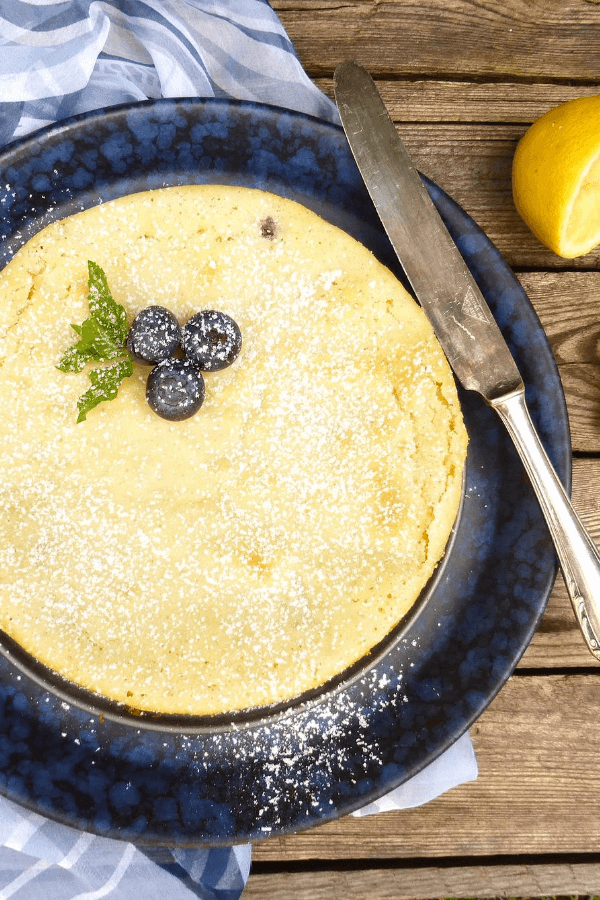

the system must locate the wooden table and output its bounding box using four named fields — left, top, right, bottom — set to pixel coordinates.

left=245, top=2, right=600, bottom=897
